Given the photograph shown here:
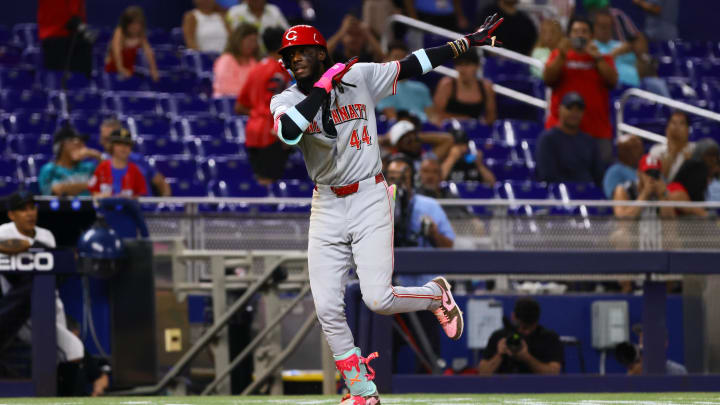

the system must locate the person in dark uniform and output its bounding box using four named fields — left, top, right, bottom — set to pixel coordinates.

left=478, top=297, right=564, bottom=374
